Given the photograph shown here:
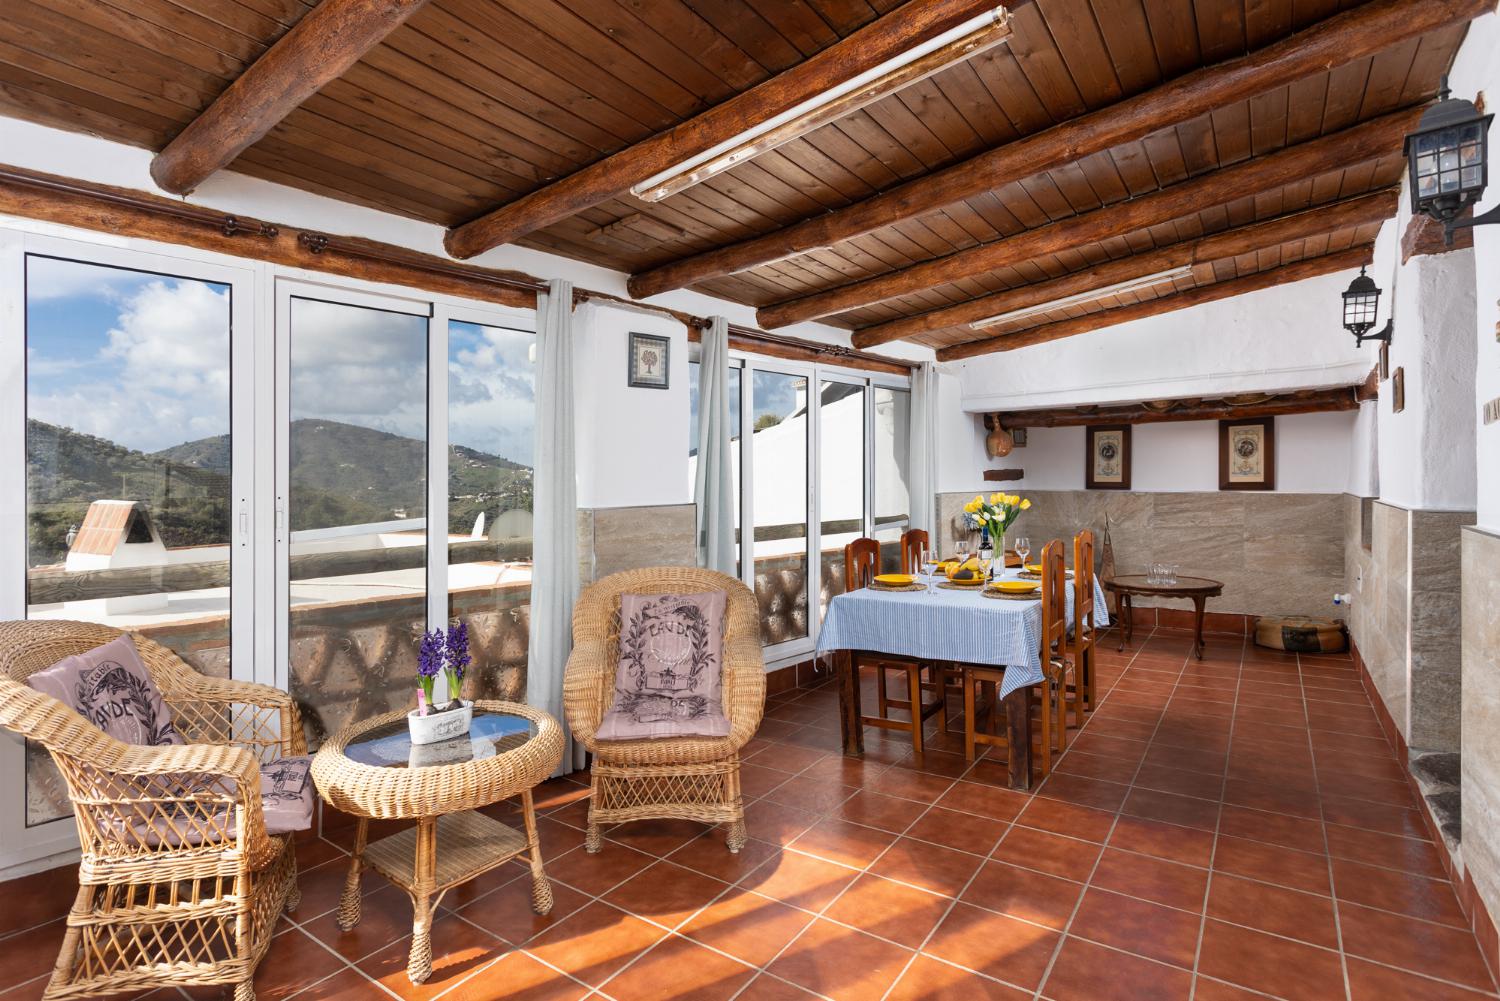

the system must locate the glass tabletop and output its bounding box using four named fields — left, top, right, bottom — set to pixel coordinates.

left=343, top=709, right=539, bottom=769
